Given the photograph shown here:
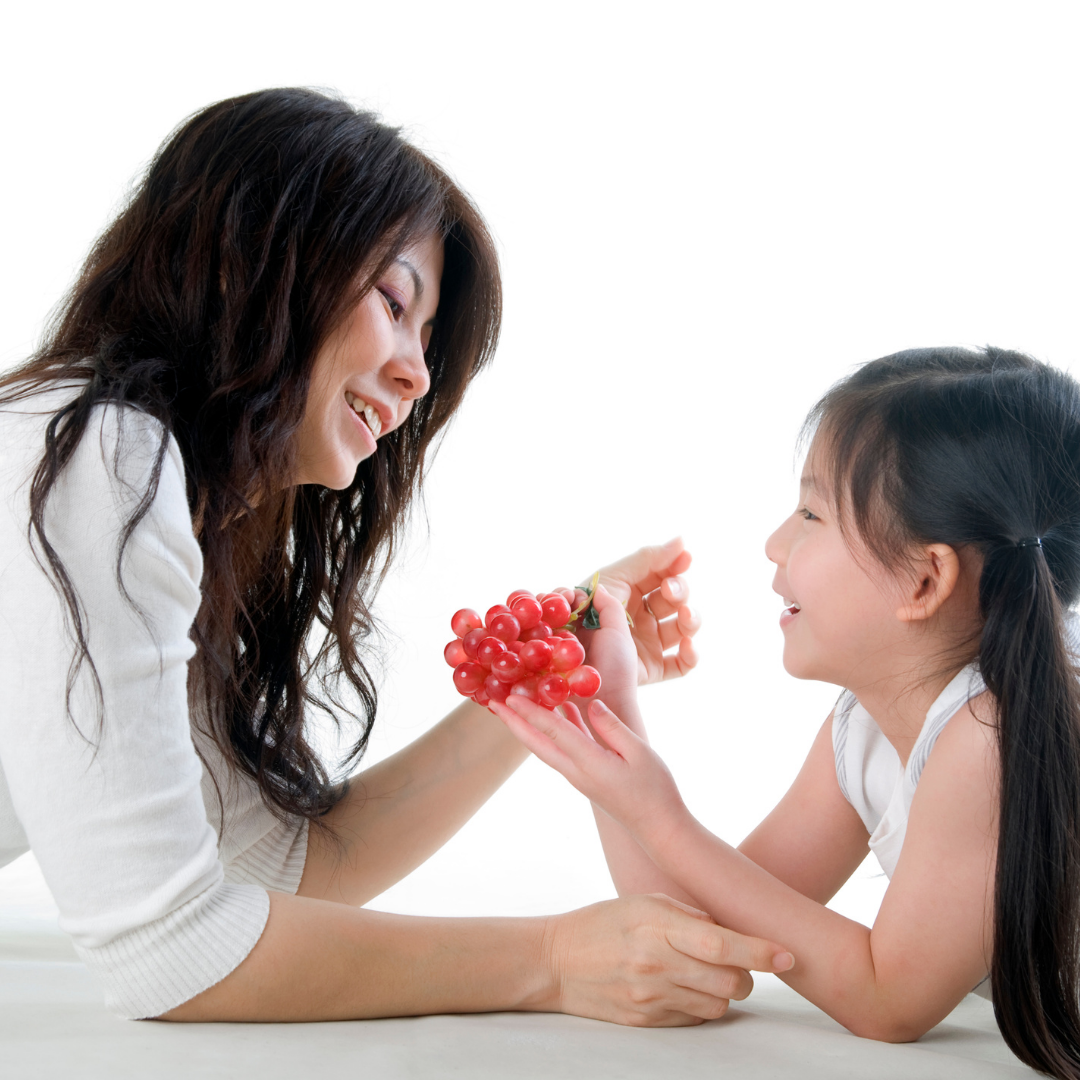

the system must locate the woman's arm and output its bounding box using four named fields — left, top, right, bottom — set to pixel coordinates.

left=493, top=691, right=997, bottom=1042
left=162, top=889, right=792, bottom=1024
left=299, top=698, right=529, bottom=905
